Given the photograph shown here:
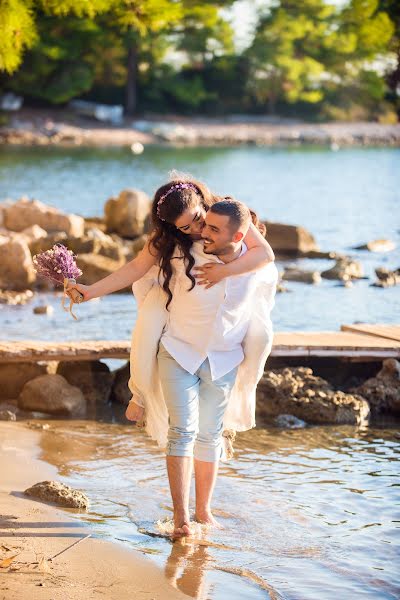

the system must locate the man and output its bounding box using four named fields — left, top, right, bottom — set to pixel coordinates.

left=127, top=199, right=278, bottom=538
